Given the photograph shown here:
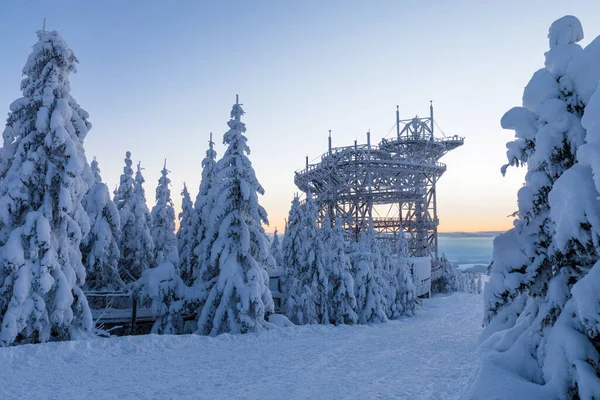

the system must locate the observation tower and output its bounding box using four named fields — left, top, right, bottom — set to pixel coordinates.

left=293, top=103, right=464, bottom=261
